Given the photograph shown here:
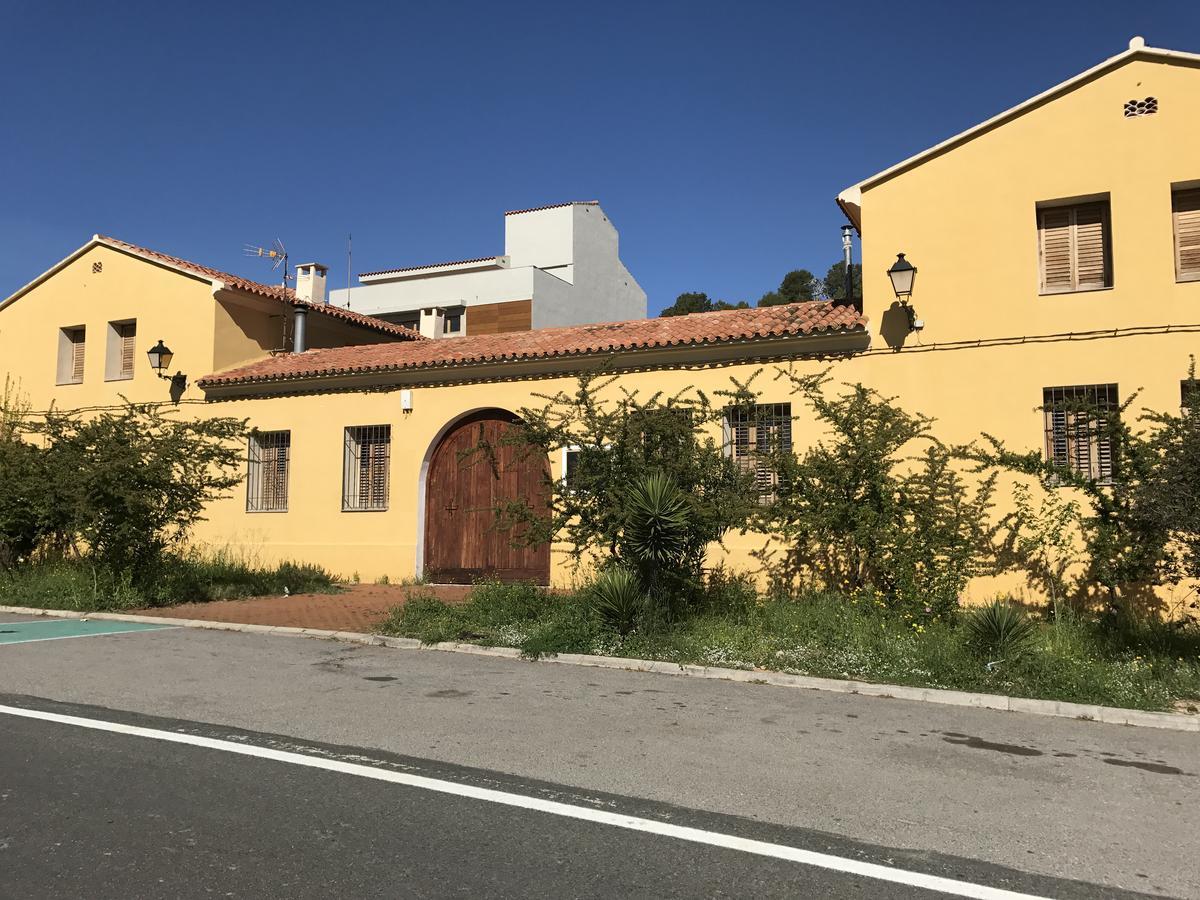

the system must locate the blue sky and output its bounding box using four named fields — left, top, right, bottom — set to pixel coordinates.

left=2, top=1, right=1197, bottom=314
